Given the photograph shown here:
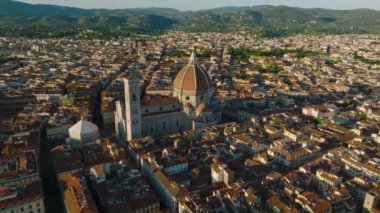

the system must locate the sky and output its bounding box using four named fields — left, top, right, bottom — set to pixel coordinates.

left=18, top=0, right=380, bottom=11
